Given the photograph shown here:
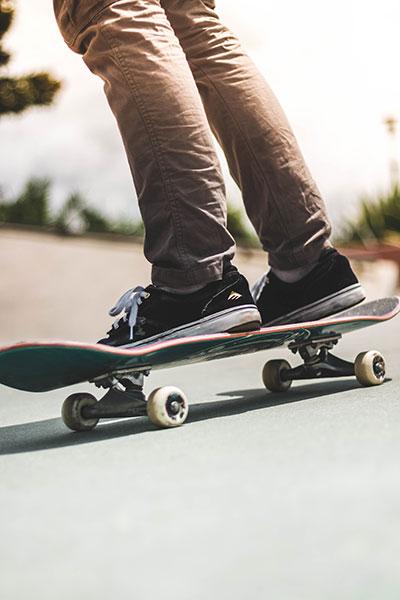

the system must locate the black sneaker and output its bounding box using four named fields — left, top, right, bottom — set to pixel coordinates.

left=98, top=265, right=261, bottom=347
left=252, top=247, right=366, bottom=325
